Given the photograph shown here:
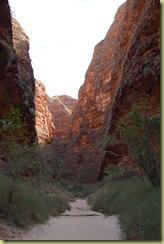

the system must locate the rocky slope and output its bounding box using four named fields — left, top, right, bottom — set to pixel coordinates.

left=35, top=80, right=55, bottom=144
left=0, top=0, right=36, bottom=143
left=47, top=95, right=76, bottom=141
left=58, top=0, right=160, bottom=183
